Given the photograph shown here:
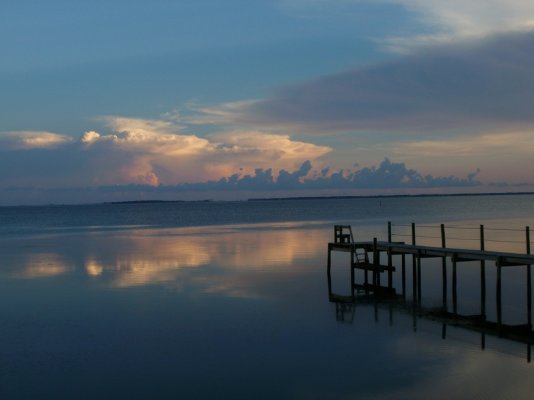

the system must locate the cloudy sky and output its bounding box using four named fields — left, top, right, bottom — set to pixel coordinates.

left=2, top=0, right=534, bottom=204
